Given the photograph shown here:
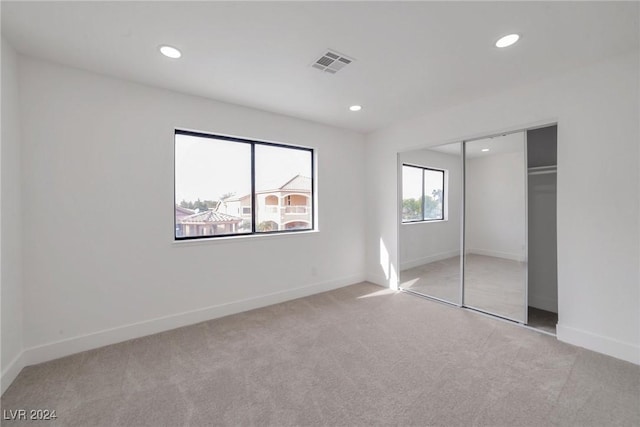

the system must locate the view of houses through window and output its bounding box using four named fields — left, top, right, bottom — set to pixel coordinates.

left=175, top=131, right=313, bottom=239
